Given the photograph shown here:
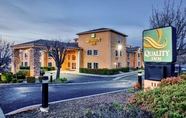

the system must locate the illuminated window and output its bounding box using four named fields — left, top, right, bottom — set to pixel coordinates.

left=117, top=36, right=121, bottom=43
left=93, top=63, right=98, bottom=69
left=93, top=50, right=98, bottom=55
left=72, top=55, right=76, bottom=60
left=87, top=63, right=92, bottom=68
left=87, top=50, right=92, bottom=55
